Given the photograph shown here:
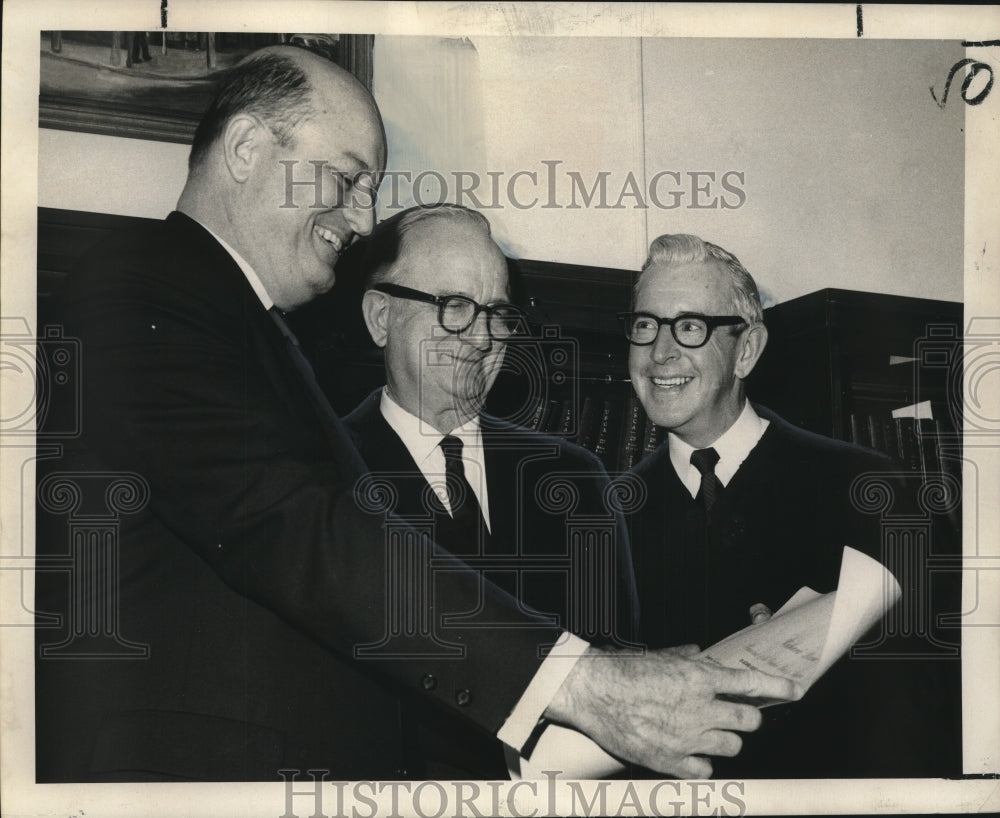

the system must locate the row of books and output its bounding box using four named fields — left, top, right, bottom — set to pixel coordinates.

left=524, top=387, right=666, bottom=473
left=847, top=414, right=959, bottom=479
